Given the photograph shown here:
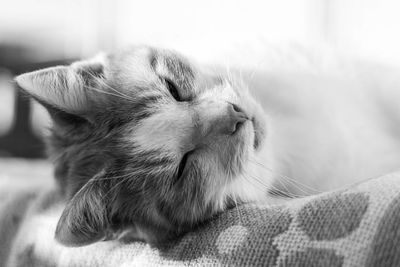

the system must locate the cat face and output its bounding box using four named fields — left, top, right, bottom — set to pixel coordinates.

left=16, top=46, right=267, bottom=246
